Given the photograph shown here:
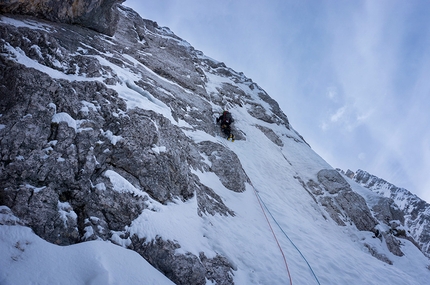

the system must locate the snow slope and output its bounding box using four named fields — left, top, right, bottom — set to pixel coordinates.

left=0, top=209, right=174, bottom=285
